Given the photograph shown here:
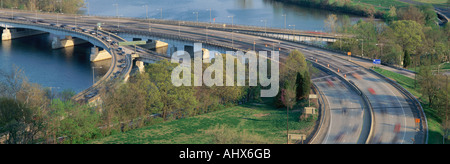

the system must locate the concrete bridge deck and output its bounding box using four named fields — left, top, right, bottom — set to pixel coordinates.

left=0, top=15, right=167, bottom=103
